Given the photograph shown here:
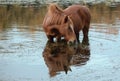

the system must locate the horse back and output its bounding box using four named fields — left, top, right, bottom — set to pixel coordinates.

left=64, top=5, right=91, bottom=32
